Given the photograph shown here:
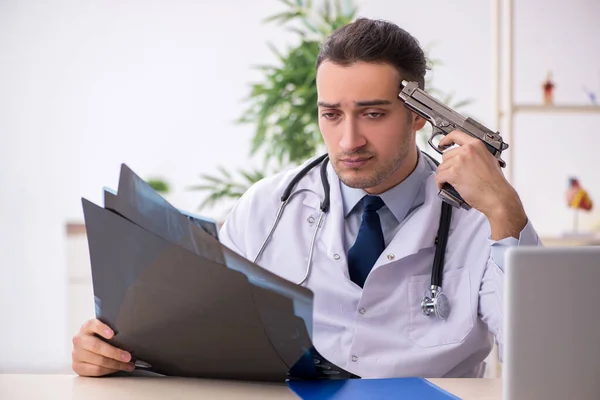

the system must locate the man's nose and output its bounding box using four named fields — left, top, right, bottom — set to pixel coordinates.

left=339, top=118, right=366, bottom=153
